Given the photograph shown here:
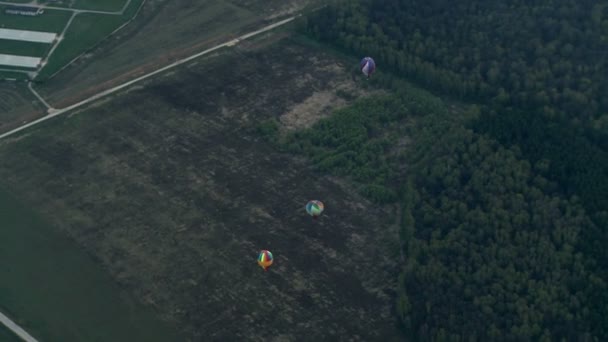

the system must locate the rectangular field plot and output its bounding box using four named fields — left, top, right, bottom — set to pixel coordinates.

left=0, top=6, right=72, bottom=32
left=0, top=53, right=40, bottom=68
left=0, top=28, right=56, bottom=43
left=0, top=39, right=51, bottom=57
